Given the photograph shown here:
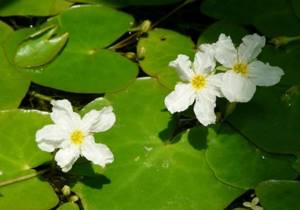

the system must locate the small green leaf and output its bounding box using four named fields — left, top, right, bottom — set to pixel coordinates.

left=205, top=128, right=297, bottom=189
left=14, top=25, right=69, bottom=68
left=138, top=28, right=195, bottom=89
left=256, top=180, right=300, bottom=210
